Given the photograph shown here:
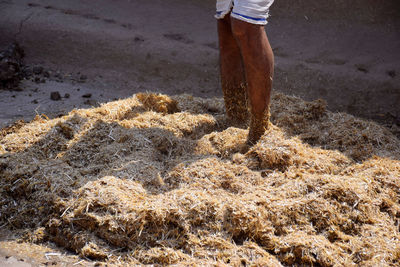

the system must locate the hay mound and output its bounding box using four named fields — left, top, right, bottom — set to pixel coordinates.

left=1, top=92, right=399, bottom=266
left=136, top=93, right=180, bottom=114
